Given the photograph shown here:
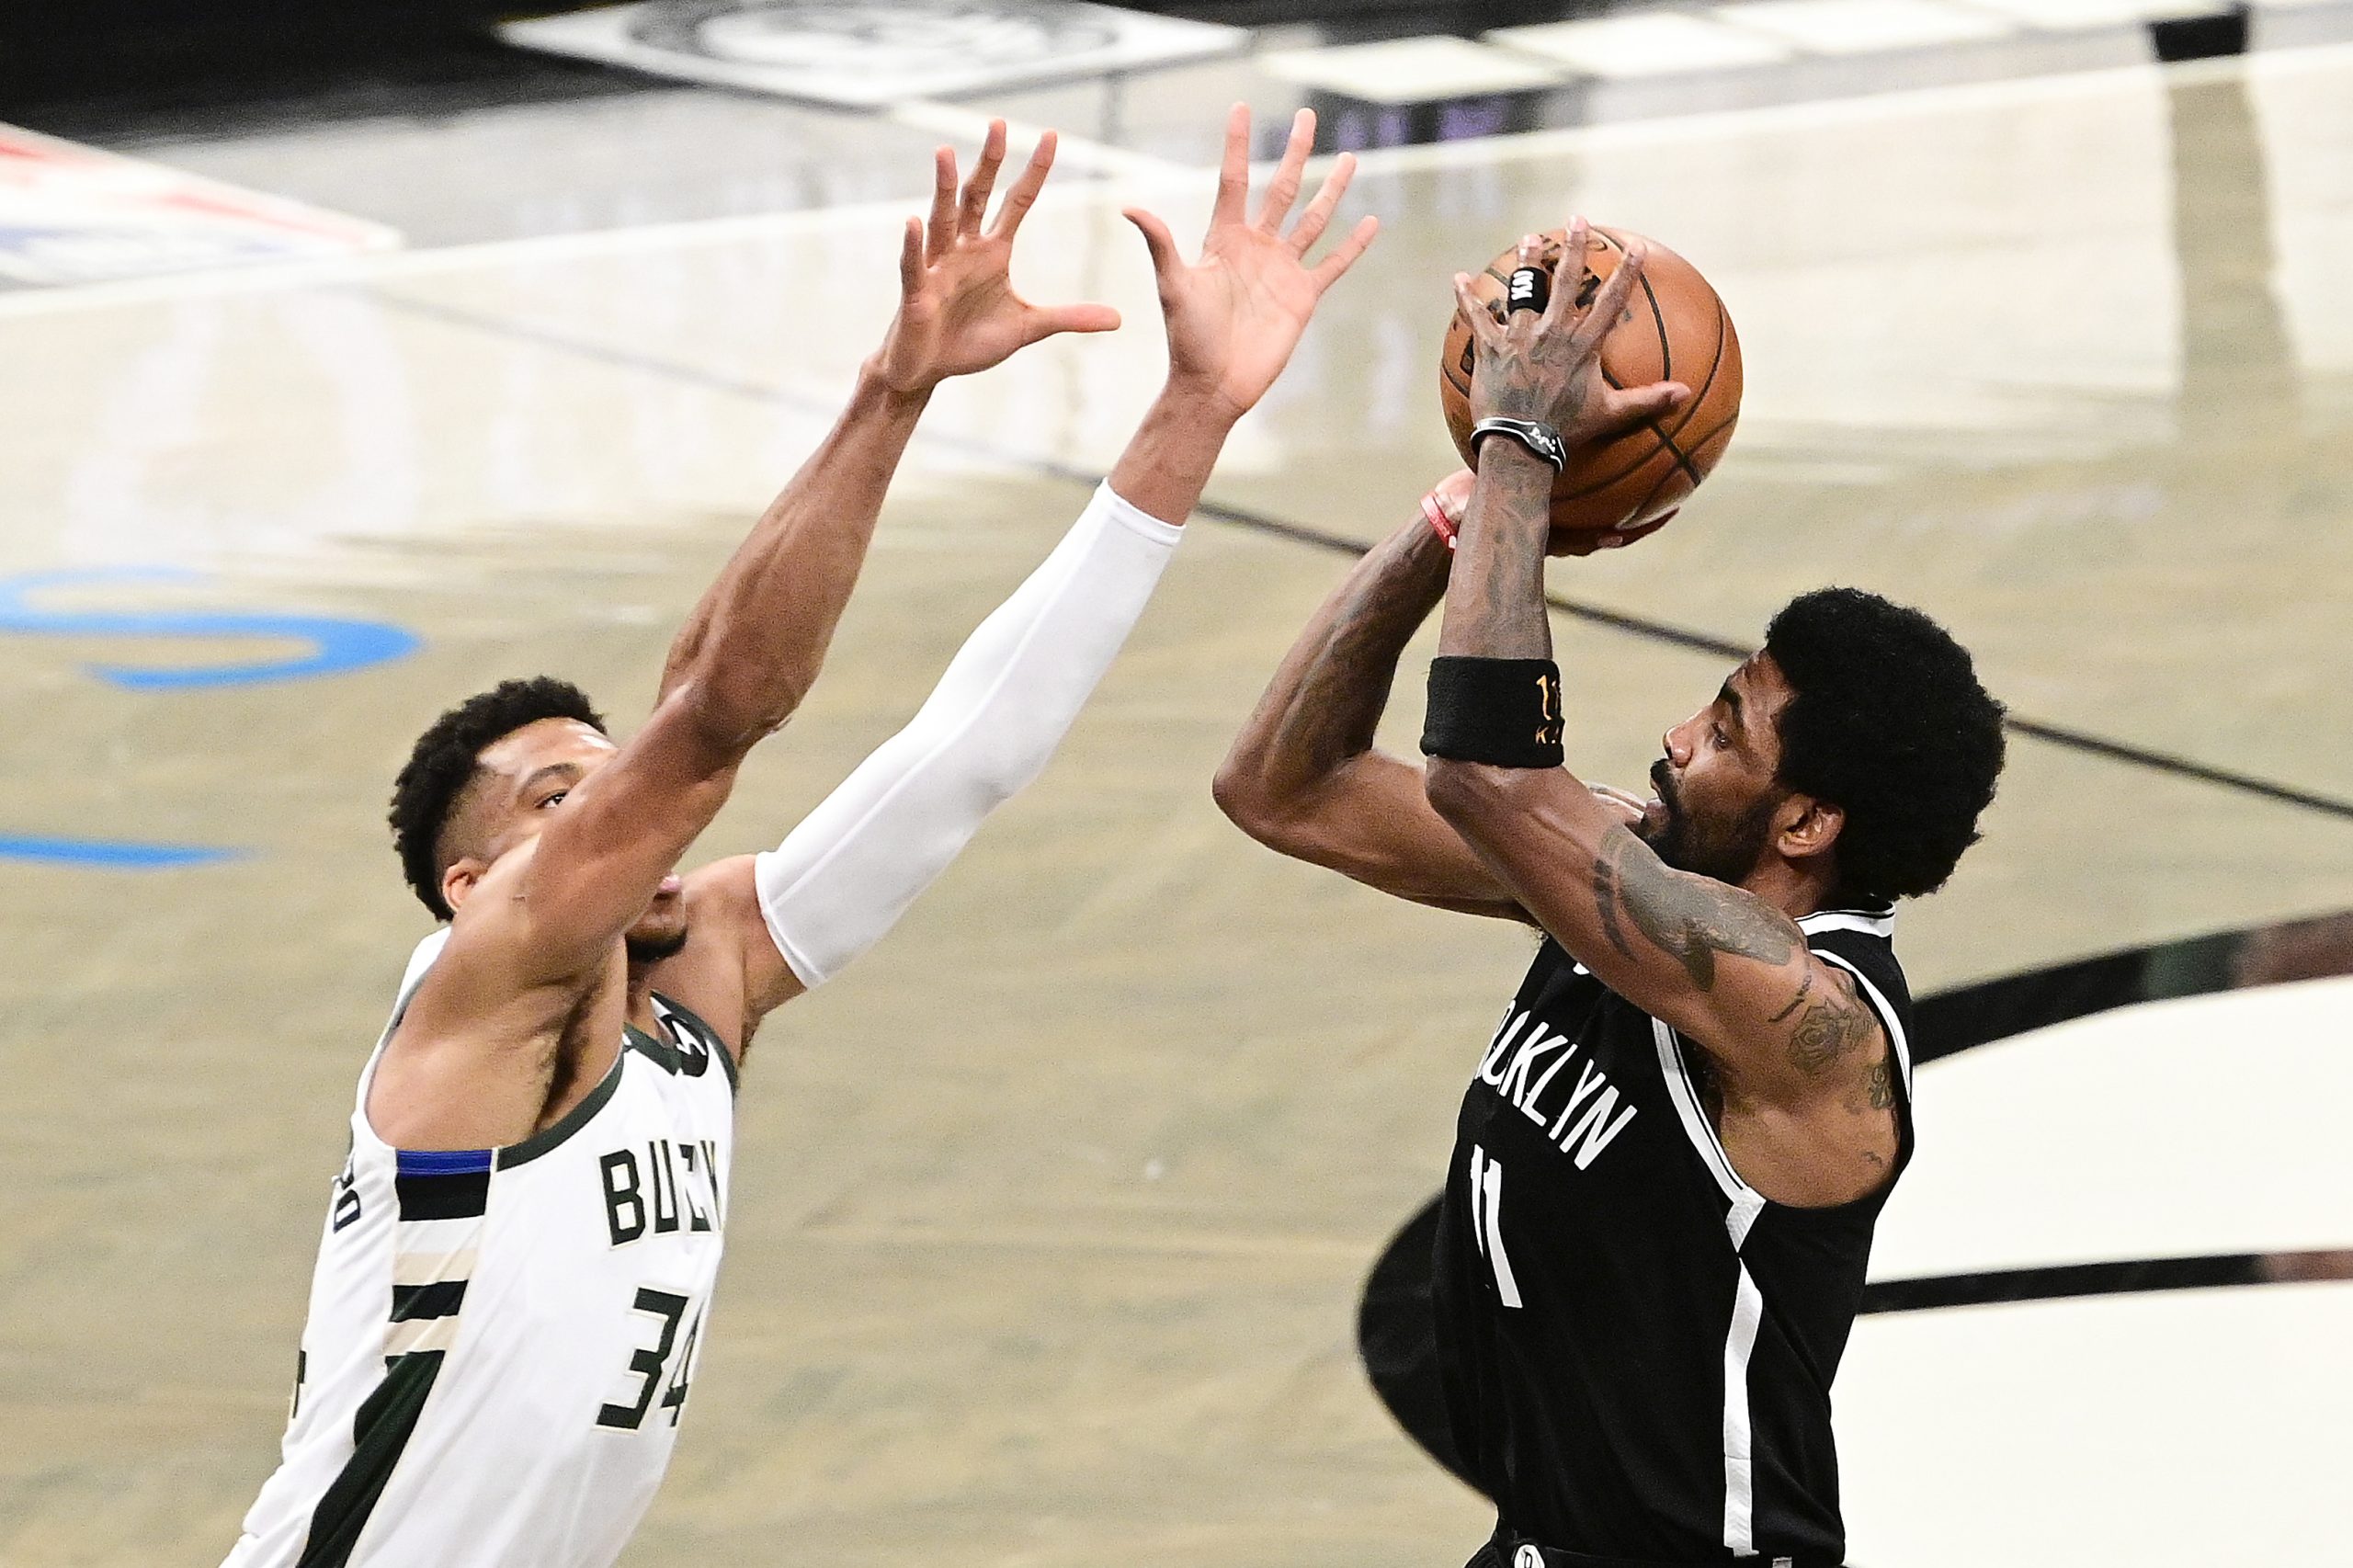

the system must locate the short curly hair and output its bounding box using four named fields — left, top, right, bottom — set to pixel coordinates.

left=1763, top=588, right=2006, bottom=904
left=389, top=676, right=607, bottom=919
